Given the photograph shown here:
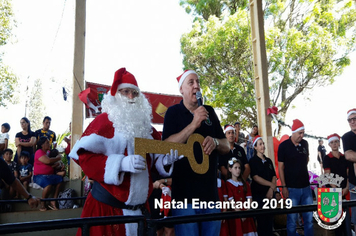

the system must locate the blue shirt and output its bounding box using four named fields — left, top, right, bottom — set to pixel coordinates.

left=18, top=163, right=33, bottom=177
